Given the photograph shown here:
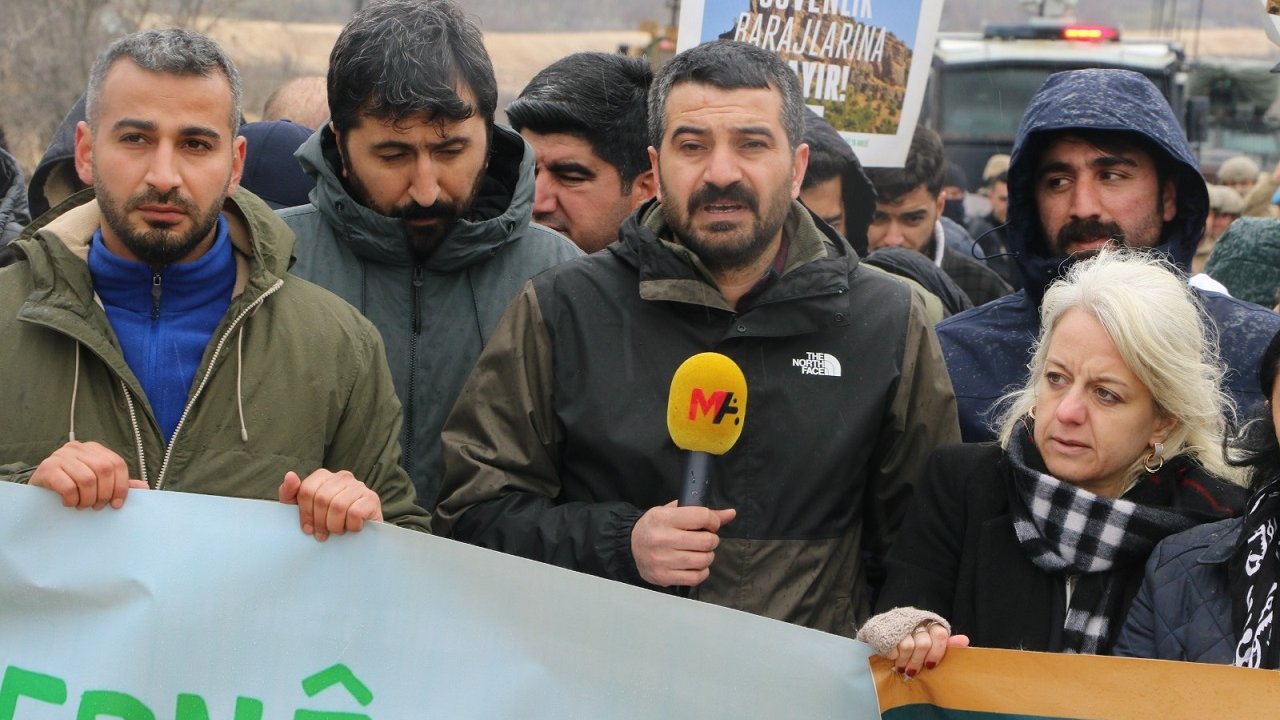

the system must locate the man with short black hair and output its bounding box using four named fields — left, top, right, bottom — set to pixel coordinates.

left=0, top=28, right=428, bottom=538
left=435, top=40, right=959, bottom=636
left=865, top=126, right=1011, bottom=306
left=282, top=0, right=580, bottom=509
left=507, top=52, right=656, bottom=253
left=937, top=69, right=1280, bottom=442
